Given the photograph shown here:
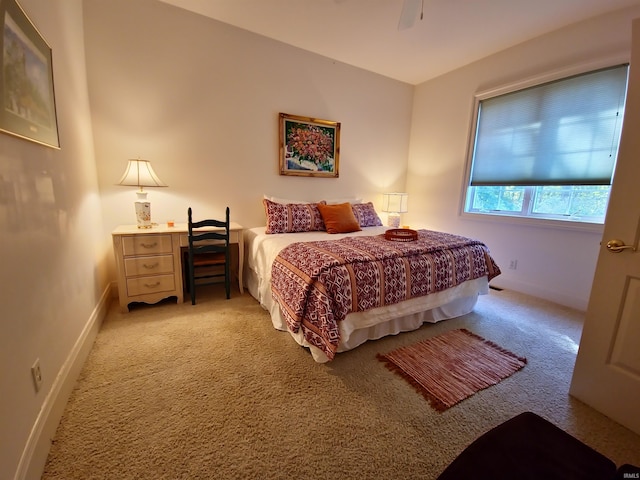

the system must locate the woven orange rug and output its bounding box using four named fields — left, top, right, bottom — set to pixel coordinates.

left=378, top=329, right=527, bottom=412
